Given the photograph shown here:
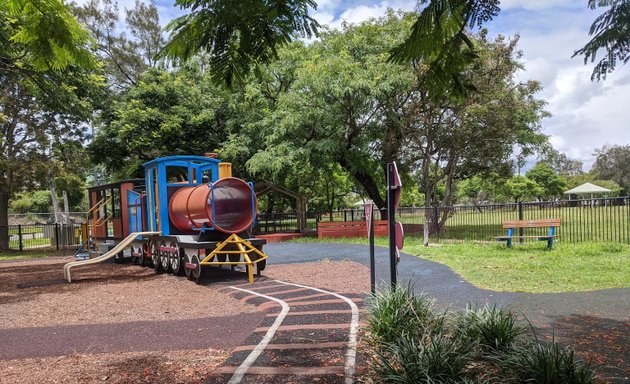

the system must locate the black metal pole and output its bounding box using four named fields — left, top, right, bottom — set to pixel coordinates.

left=369, top=206, right=375, bottom=295
left=387, top=163, right=397, bottom=288
left=18, top=225, right=22, bottom=252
